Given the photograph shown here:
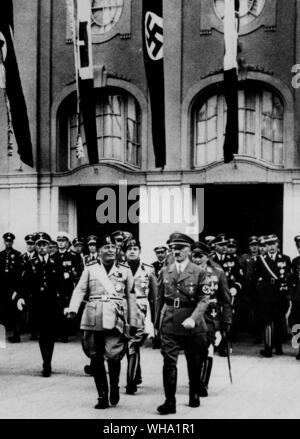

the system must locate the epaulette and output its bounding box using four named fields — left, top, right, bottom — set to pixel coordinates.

left=86, top=259, right=98, bottom=267
left=142, top=262, right=154, bottom=269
